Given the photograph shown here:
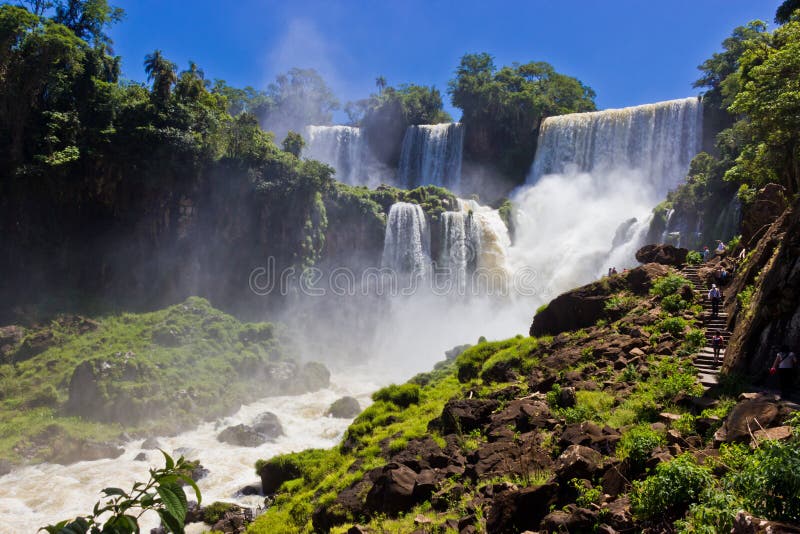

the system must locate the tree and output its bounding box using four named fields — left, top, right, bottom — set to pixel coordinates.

left=144, top=49, right=177, bottom=103
left=448, top=52, right=596, bottom=181
left=261, top=67, right=339, bottom=139
left=727, top=18, right=800, bottom=193
left=775, top=0, right=800, bottom=24
left=375, top=75, right=387, bottom=95
left=282, top=130, right=305, bottom=157
left=53, top=0, right=124, bottom=45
